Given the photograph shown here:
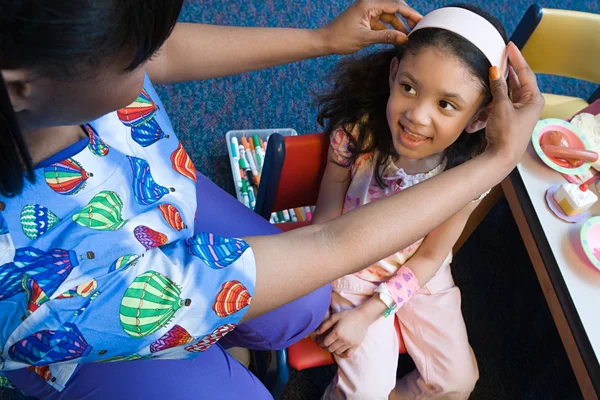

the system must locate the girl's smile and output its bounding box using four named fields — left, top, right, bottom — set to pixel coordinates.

left=398, top=121, right=432, bottom=149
